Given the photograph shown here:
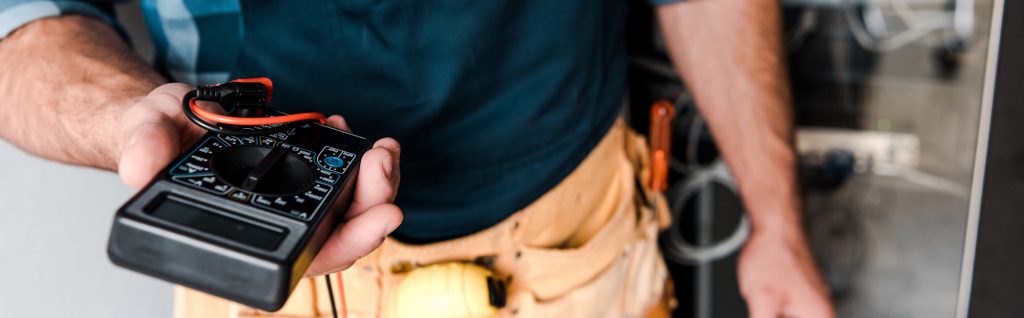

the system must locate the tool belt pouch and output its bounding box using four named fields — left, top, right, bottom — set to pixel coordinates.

left=507, top=125, right=672, bottom=317
left=272, top=122, right=674, bottom=318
